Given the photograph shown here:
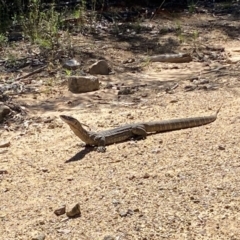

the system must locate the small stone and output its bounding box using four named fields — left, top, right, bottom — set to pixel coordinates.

left=151, top=148, right=160, bottom=154
left=43, top=117, right=54, bottom=124
left=0, top=141, right=10, bottom=148
left=67, top=177, right=74, bottom=181
left=118, top=209, right=133, bottom=217
left=119, top=209, right=128, bottom=217
left=141, top=93, right=148, bottom=98
left=89, top=60, right=111, bottom=75
left=143, top=173, right=150, bottom=179
left=47, top=122, right=57, bottom=129
left=63, top=59, right=80, bottom=70
left=105, top=83, right=114, bottom=89
left=218, top=145, right=225, bottom=150
left=123, top=58, right=135, bottom=64
left=129, top=175, right=135, bottom=180
left=133, top=208, right=140, bottom=212
left=112, top=199, right=120, bottom=207
left=118, top=87, right=133, bottom=95
left=39, top=220, right=45, bottom=225
left=169, top=99, right=178, bottom=103
left=0, top=213, right=6, bottom=218
left=66, top=203, right=81, bottom=218
left=41, top=168, right=49, bottom=173
left=54, top=205, right=66, bottom=216
left=32, top=233, right=46, bottom=240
